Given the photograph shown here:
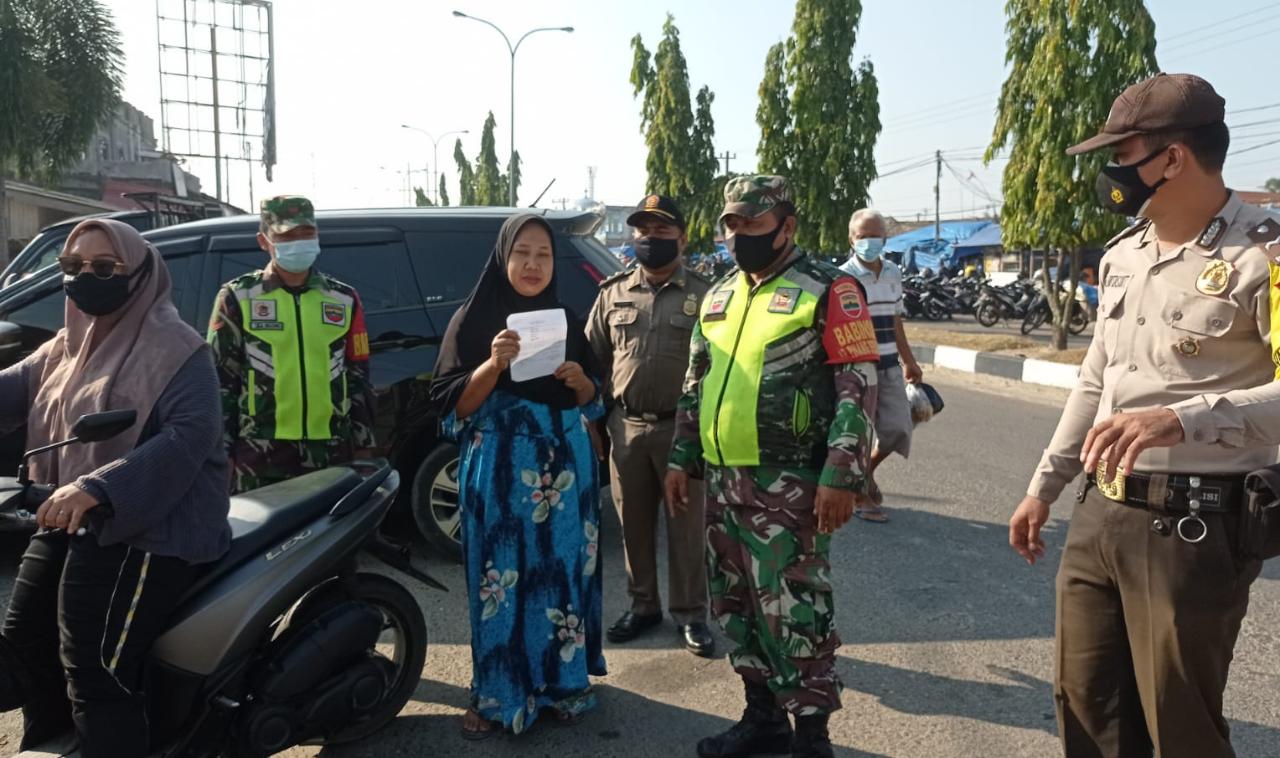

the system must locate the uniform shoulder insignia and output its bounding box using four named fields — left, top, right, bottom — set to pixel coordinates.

left=1245, top=216, right=1280, bottom=251
left=227, top=270, right=265, bottom=290
left=1104, top=218, right=1150, bottom=250
left=318, top=273, right=358, bottom=295
left=686, top=267, right=711, bottom=284
left=599, top=266, right=634, bottom=289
